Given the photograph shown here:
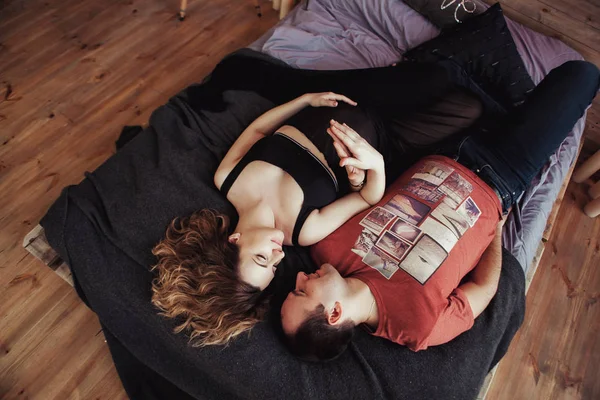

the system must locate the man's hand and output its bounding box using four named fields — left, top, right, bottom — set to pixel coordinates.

left=331, top=131, right=366, bottom=190
left=499, top=209, right=511, bottom=229
left=326, top=120, right=384, bottom=172
left=327, top=120, right=385, bottom=205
